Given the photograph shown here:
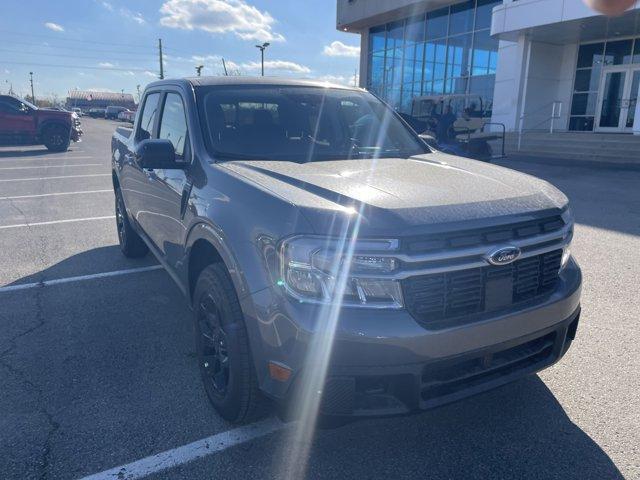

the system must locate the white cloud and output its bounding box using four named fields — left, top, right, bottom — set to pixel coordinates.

left=120, top=8, right=146, bottom=24
left=143, top=71, right=158, bottom=77
left=241, top=60, right=310, bottom=74
left=44, top=22, right=65, bottom=32
left=86, top=87, right=115, bottom=92
left=191, top=54, right=222, bottom=63
left=159, top=0, right=284, bottom=42
left=100, top=1, right=113, bottom=11
left=323, top=40, right=360, bottom=58
left=98, top=62, right=115, bottom=67
left=315, top=74, right=359, bottom=86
